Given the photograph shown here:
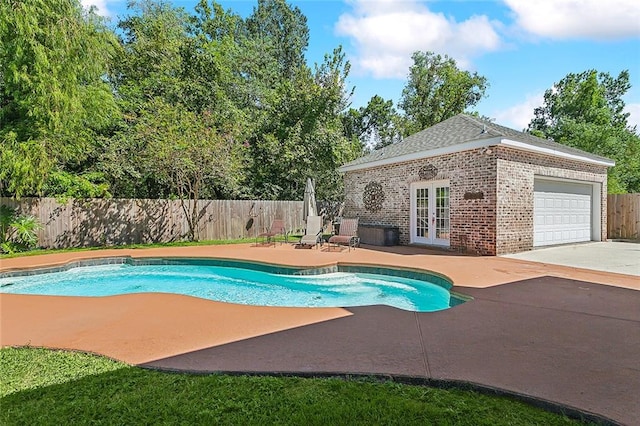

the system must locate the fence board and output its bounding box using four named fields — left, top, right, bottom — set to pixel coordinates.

left=607, top=193, right=640, bottom=240
left=8, top=195, right=636, bottom=247
left=1, top=197, right=306, bottom=249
